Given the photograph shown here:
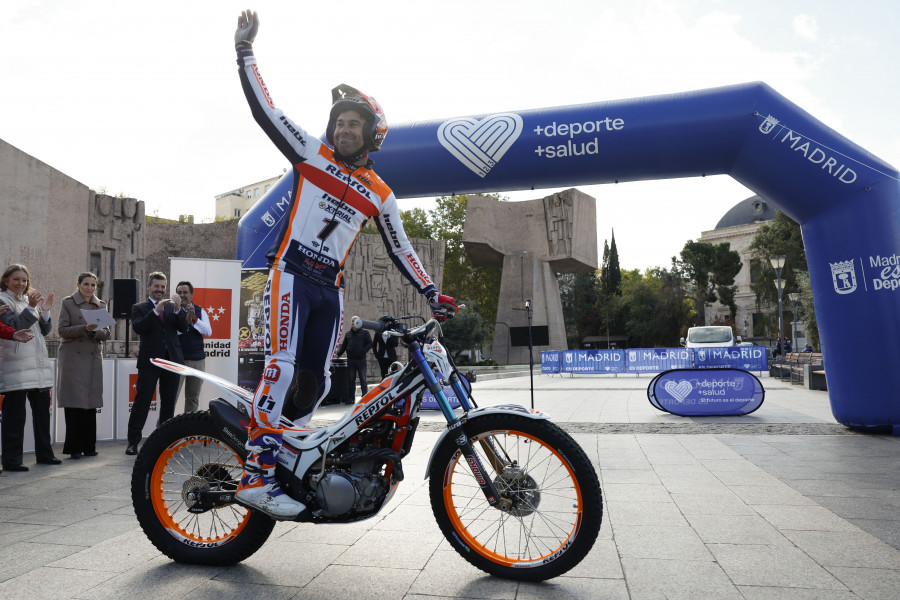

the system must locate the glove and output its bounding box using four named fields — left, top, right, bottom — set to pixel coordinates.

left=428, top=293, right=459, bottom=322
left=235, top=9, right=259, bottom=49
